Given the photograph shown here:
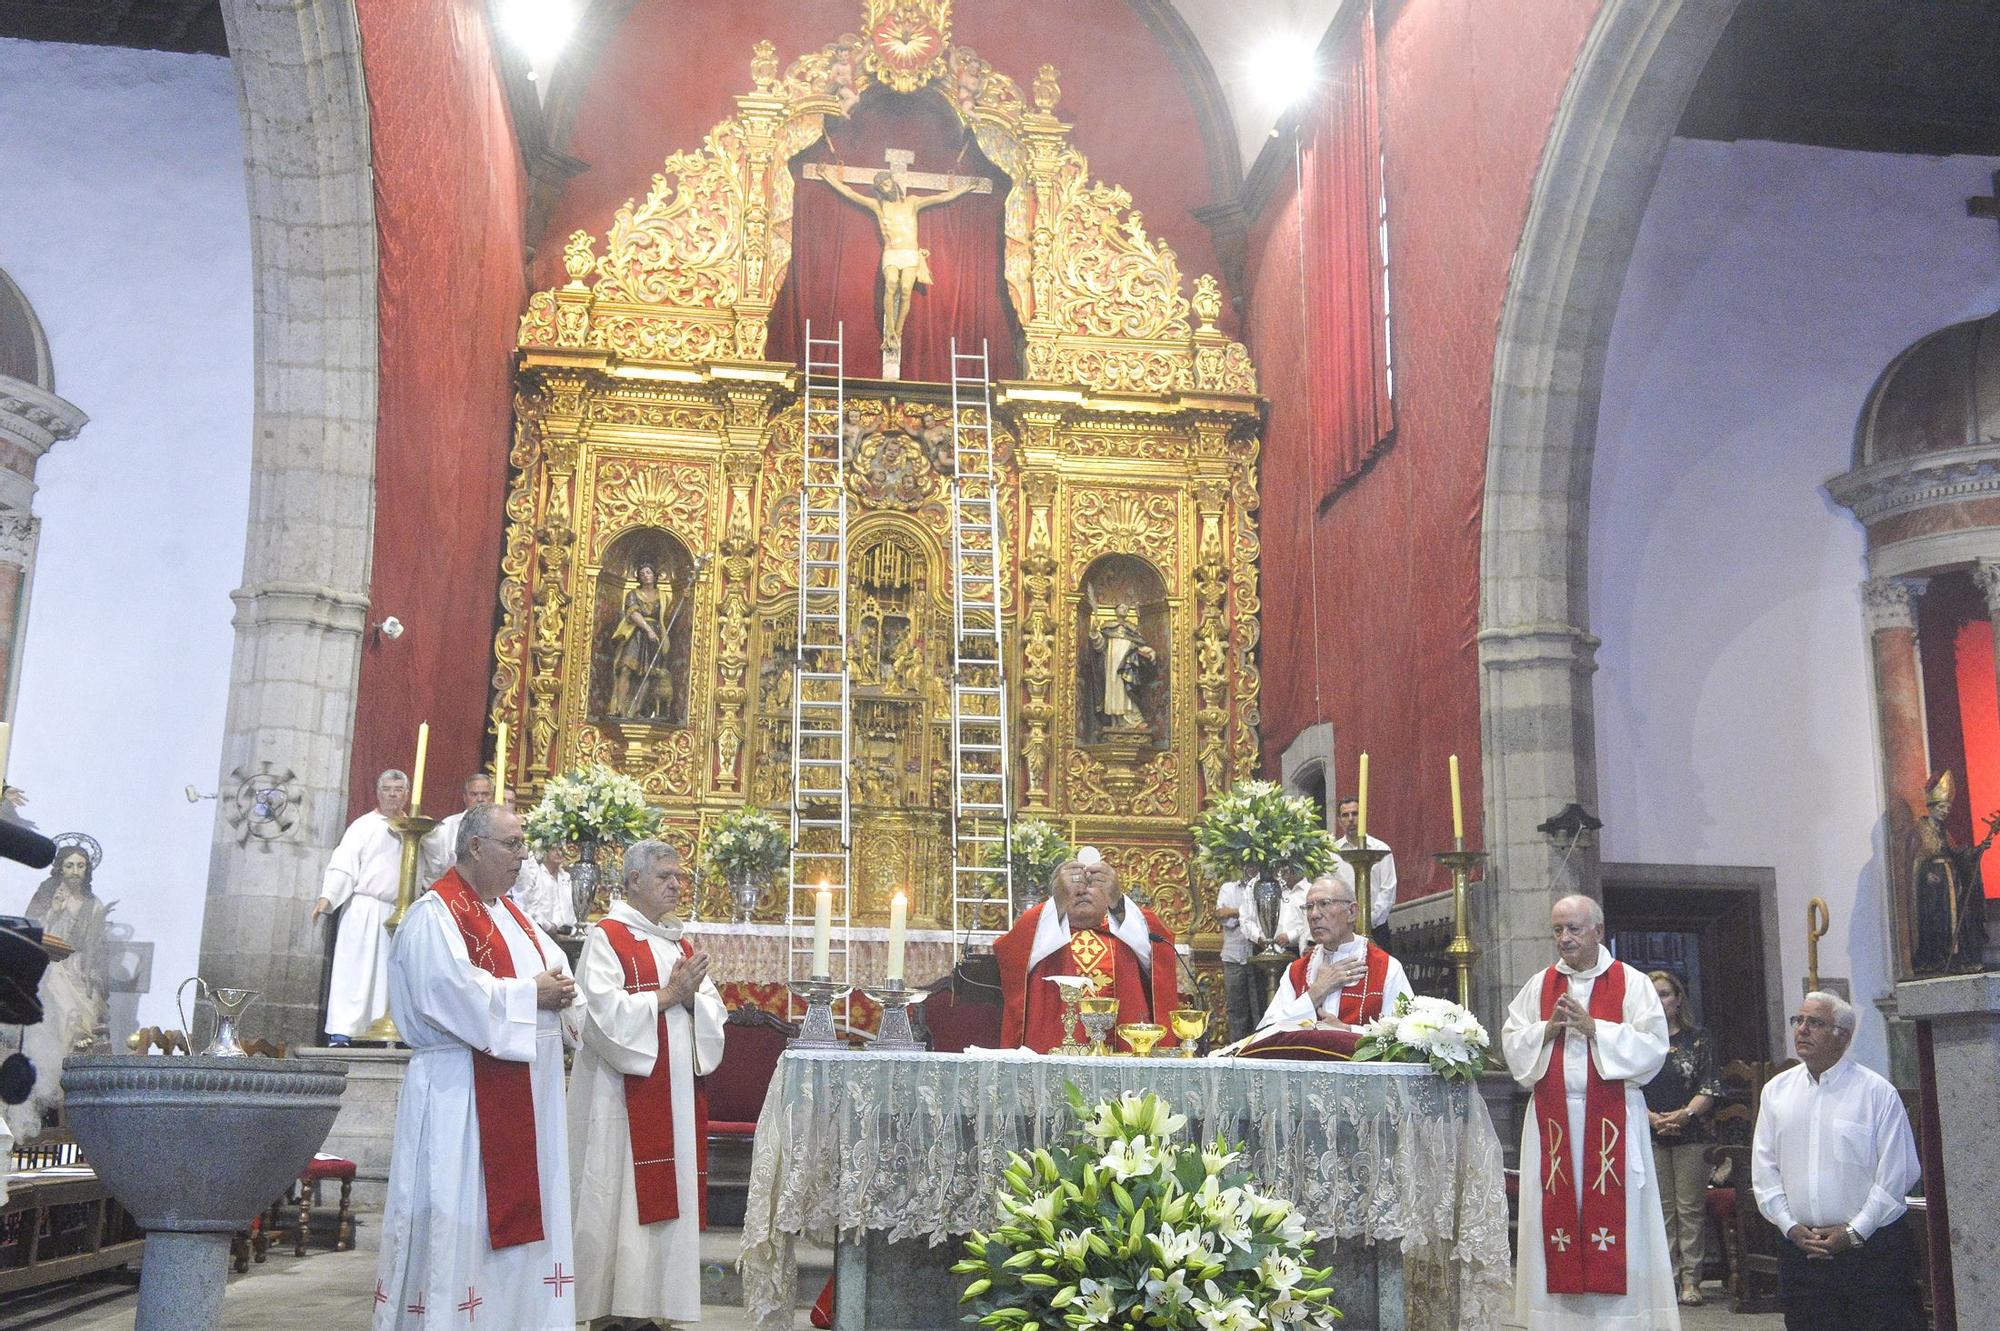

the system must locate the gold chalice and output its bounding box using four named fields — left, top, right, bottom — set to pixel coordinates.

left=1044, top=975, right=1095, bottom=1056
left=1116, top=1023, right=1166, bottom=1057
left=1170, top=1007, right=1210, bottom=1057
left=1078, top=996, right=1121, bottom=1056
